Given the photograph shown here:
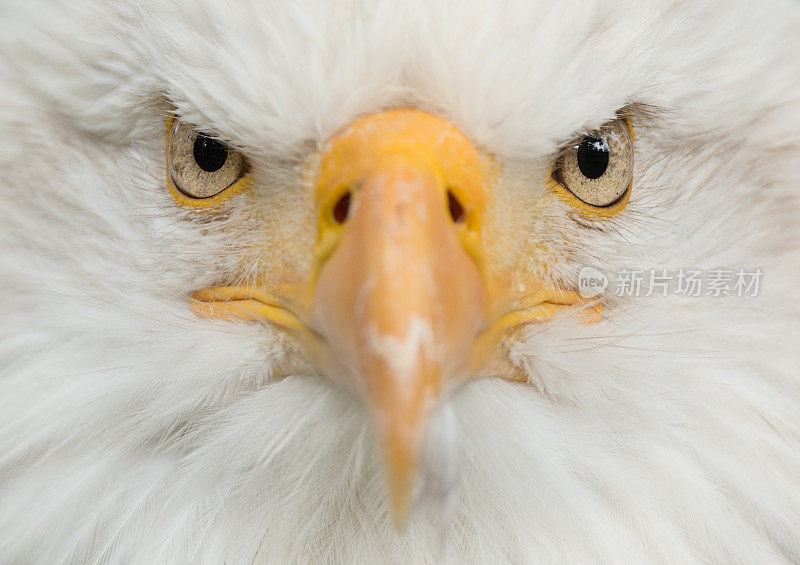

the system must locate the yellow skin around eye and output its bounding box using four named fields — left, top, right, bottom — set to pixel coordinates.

left=549, top=117, right=635, bottom=219
left=164, top=116, right=252, bottom=209
left=548, top=176, right=632, bottom=218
